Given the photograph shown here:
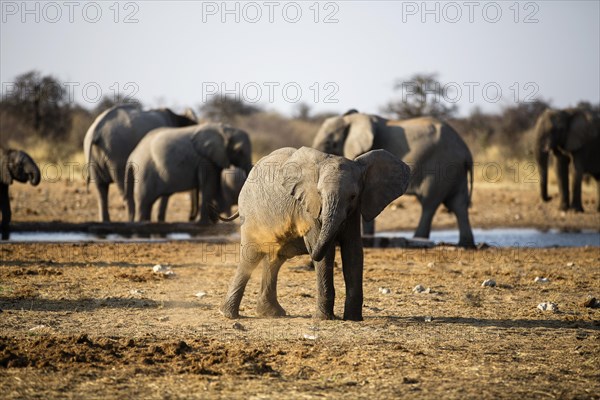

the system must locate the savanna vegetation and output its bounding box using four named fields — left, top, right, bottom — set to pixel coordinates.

left=2, top=70, right=598, bottom=184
